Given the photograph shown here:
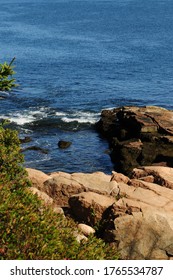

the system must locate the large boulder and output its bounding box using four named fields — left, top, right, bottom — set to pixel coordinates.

left=71, top=172, right=117, bottom=195
left=96, top=106, right=173, bottom=176
left=26, top=168, right=50, bottom=191
left=69, top=192, right=115, bottom=226
left=103, top=168, right=173, bottom=259
left=29, top=187, right=54, bottom=206
left=113, top=208, right=173, bottom=260
left=43, top=173, right=86, bottom=207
